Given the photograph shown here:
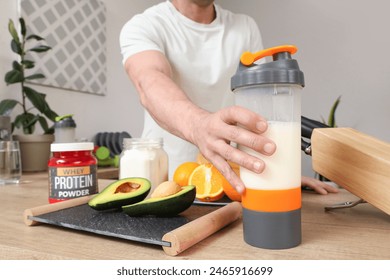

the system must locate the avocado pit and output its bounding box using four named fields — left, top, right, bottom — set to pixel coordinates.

left=114, top=182, right=141, bottom=194
left=151, top=181, right=181, bottom=198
